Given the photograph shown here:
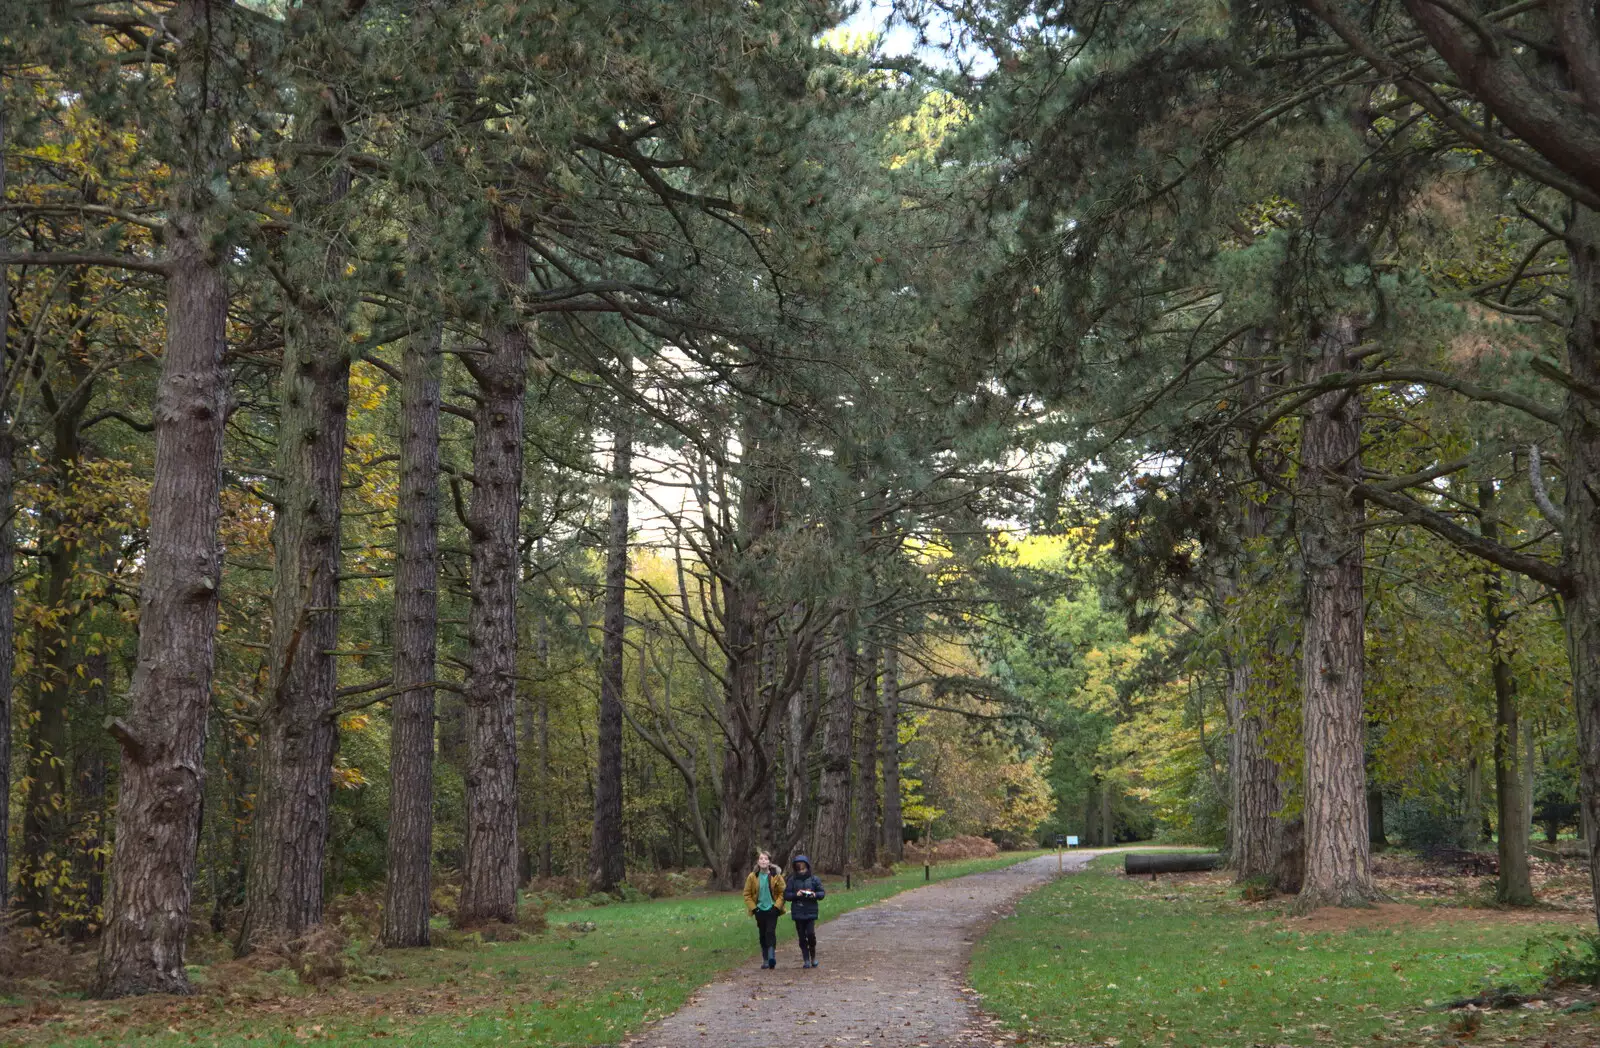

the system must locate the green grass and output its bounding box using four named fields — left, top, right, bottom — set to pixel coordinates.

left=970, top=852, right=1595, bottom=1047
left=15, top=852, right=1045, bottom=1047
